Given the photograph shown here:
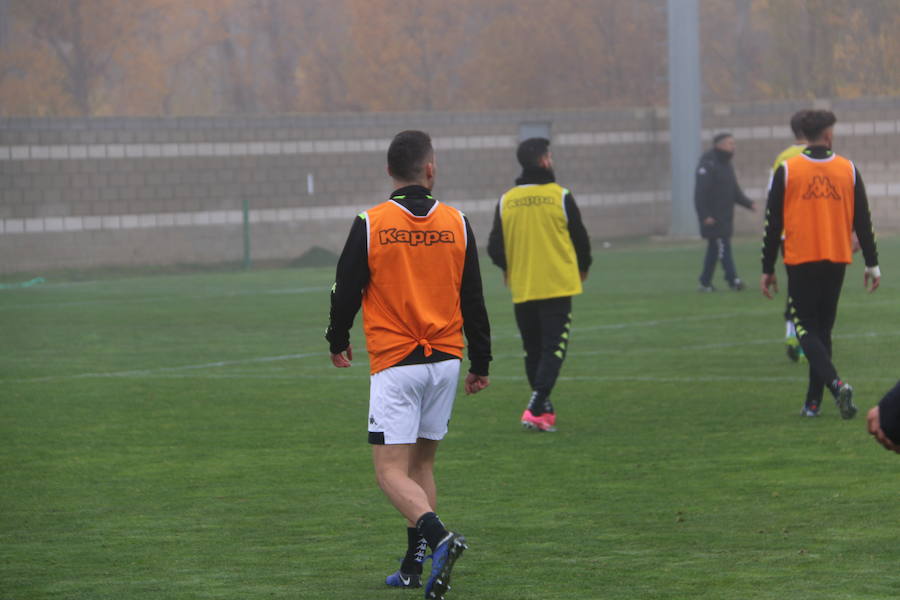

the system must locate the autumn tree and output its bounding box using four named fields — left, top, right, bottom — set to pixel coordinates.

left=320, top=0, right=482, bottom=112
left=9, top=0, right=141, bottom=115
left=835, top=0, right=900, bottom=97
left=2, top=0, right=899, bottom=116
